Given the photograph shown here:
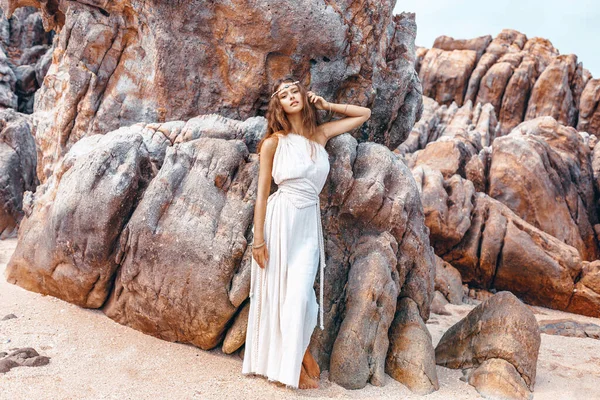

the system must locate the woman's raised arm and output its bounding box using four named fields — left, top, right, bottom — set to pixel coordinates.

left=308, top=91, right=371, bottom=140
